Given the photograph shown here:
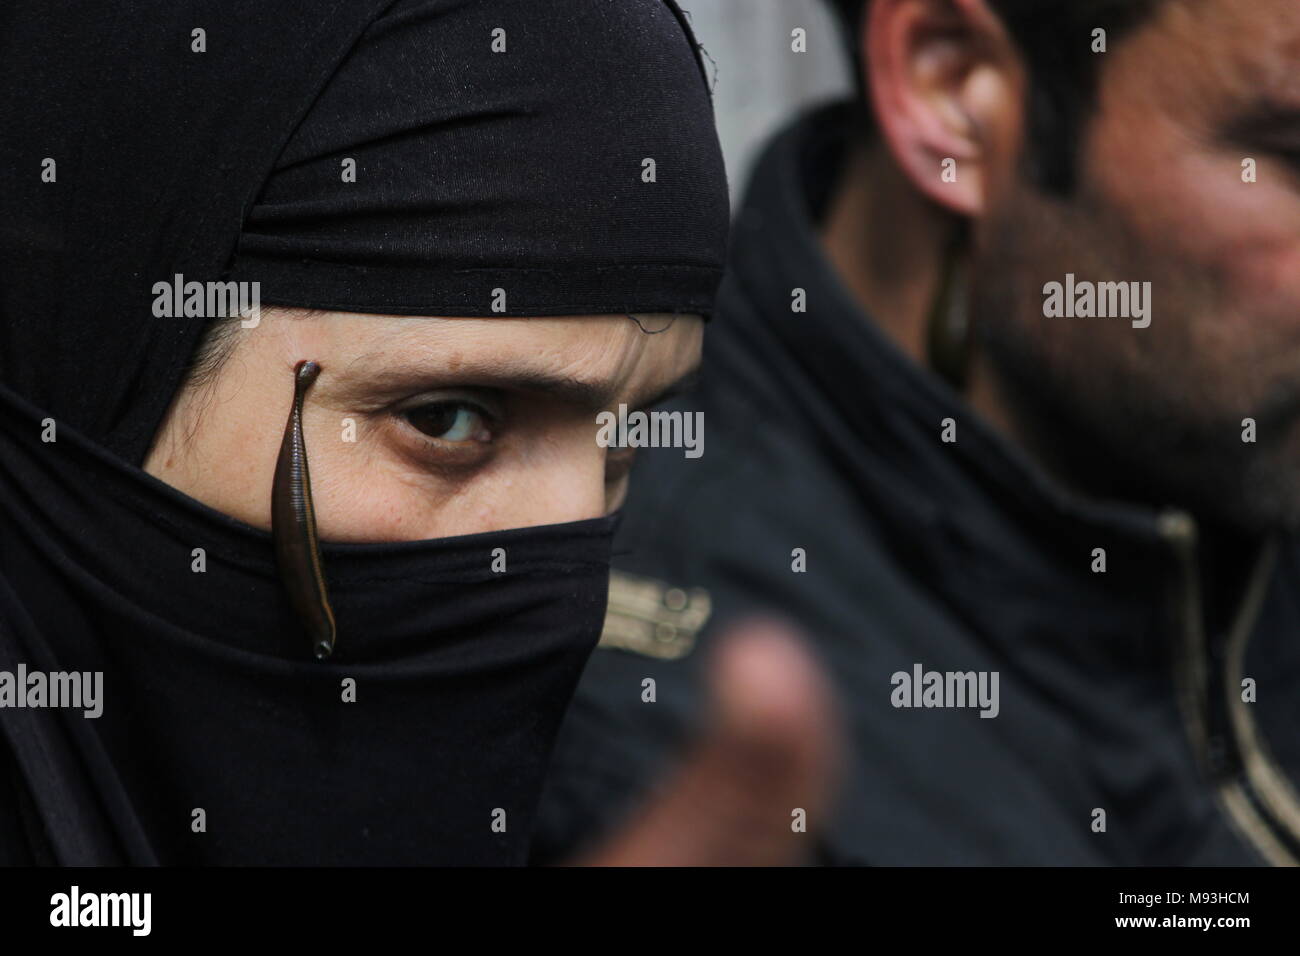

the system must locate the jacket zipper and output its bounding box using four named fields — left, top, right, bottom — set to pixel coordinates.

left=1159, top=509, right=1300, bottom=865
